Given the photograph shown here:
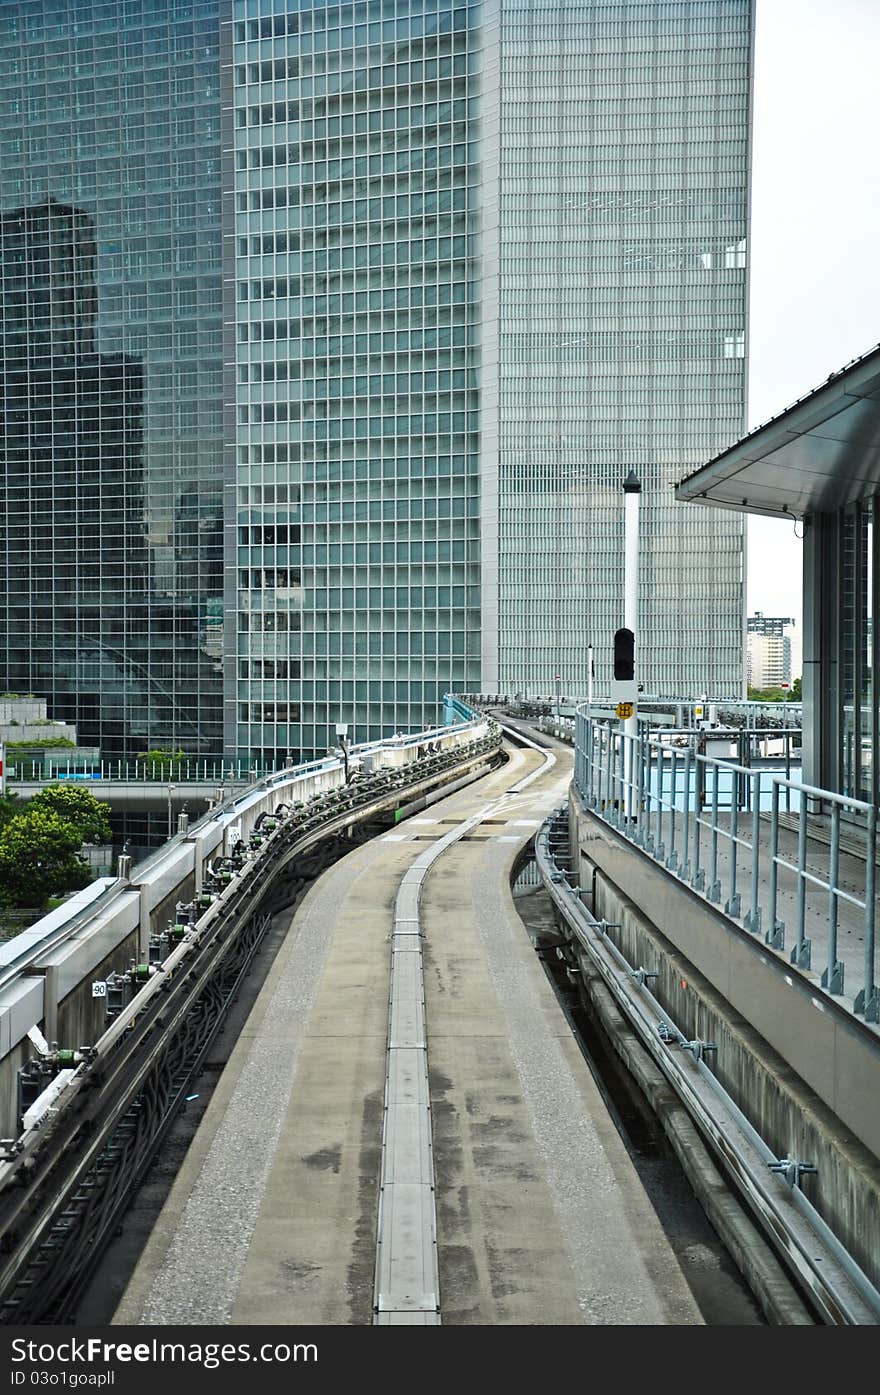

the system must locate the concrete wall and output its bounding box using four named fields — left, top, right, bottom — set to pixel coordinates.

left=570, top=791, right=880, bottom=1291
left=0, top=723, right=77, bottom=744
left=0, top=699, right=49, bottom=725
left=0, top=911, right=140, bottom=1135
